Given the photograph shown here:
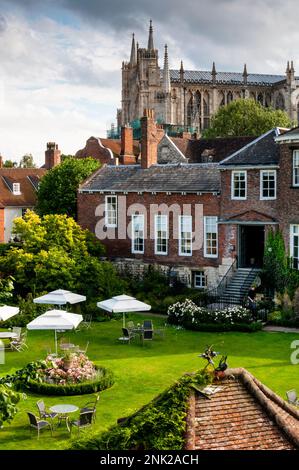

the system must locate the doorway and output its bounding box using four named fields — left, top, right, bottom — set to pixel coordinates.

left=238, top=225, right=265, bottom=268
